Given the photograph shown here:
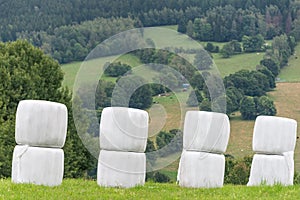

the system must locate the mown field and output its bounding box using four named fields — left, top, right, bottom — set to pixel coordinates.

left=1, top=179, right=299, bottom=200
left=214, top=52, right=264, bottom=77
